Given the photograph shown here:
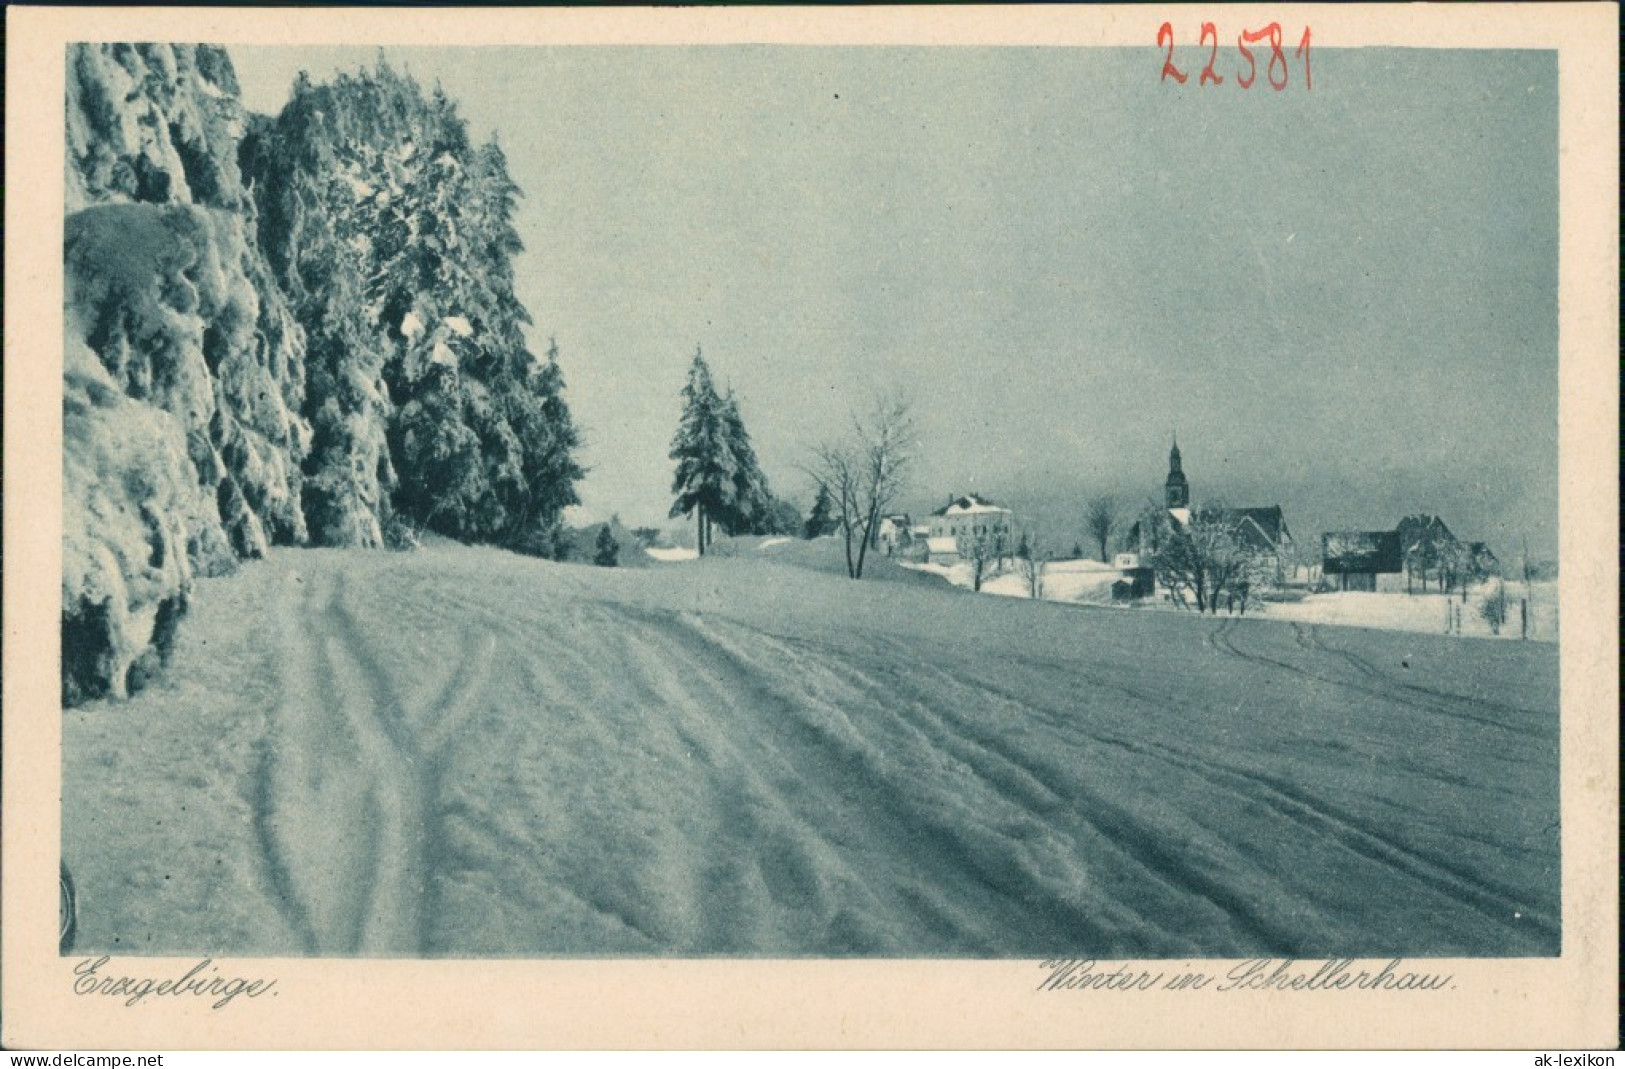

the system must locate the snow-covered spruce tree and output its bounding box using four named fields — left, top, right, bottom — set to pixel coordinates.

left=593, top=525, right=620, bottom=567
left=504, top=339, right=585, bottom=554
left=803, top=483, right=838, bottom=538
left=668, top=349, right=738, bottom=555
left=244, top=60, right=581, bottom=550
left=294, top=236, right=397, bottom=546
left=715, top=388, right=775, bottom=536
left=754, top=494, right=803, bottom=537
